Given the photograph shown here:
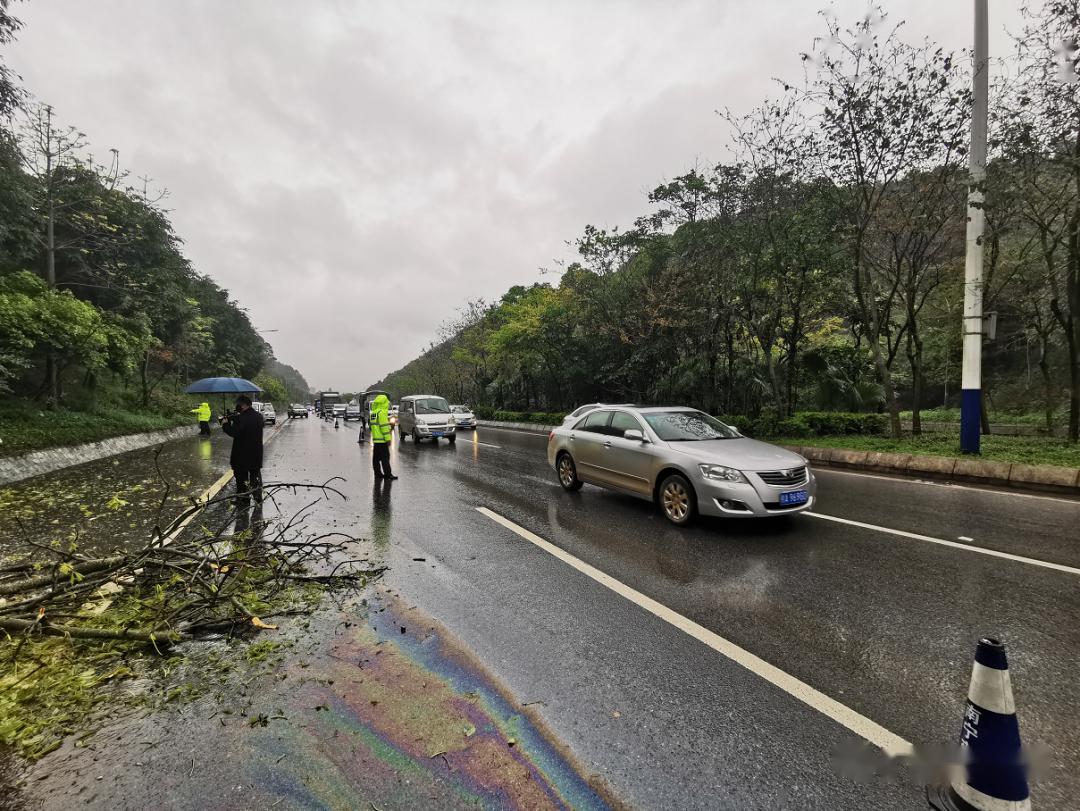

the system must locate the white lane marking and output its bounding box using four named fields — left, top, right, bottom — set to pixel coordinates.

left=476, top=506, right=913, bottom=757
left=471, top=441, right=502, bottom=449
left=958, top=536, right=974, bottom=543
left=164, top=420, right=286, bottom=542
left=806, top=512, right=1080, bottom=577
left=814, top=467, right=1079, bottom=505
